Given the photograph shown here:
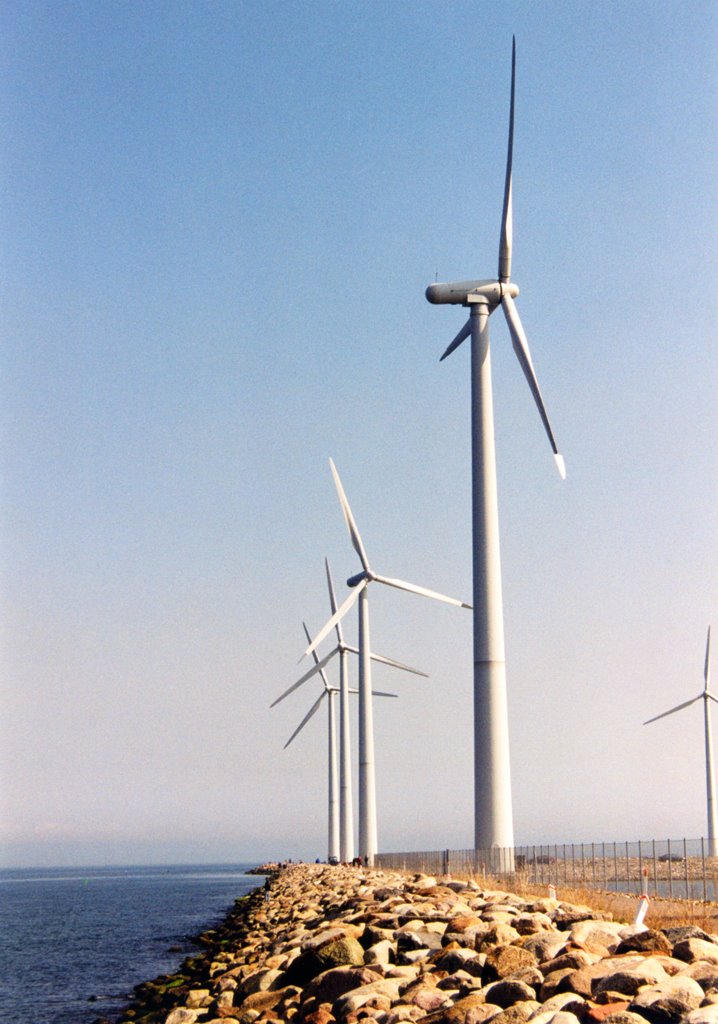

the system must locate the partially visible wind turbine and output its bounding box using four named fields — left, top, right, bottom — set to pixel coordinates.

left=273, top=619, right=403, bottom=863
left=303, top=458, right=470, bottom=865
left=644, top=627, right=717, bottom=856
left=424, top=37, right=564, bottom=857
